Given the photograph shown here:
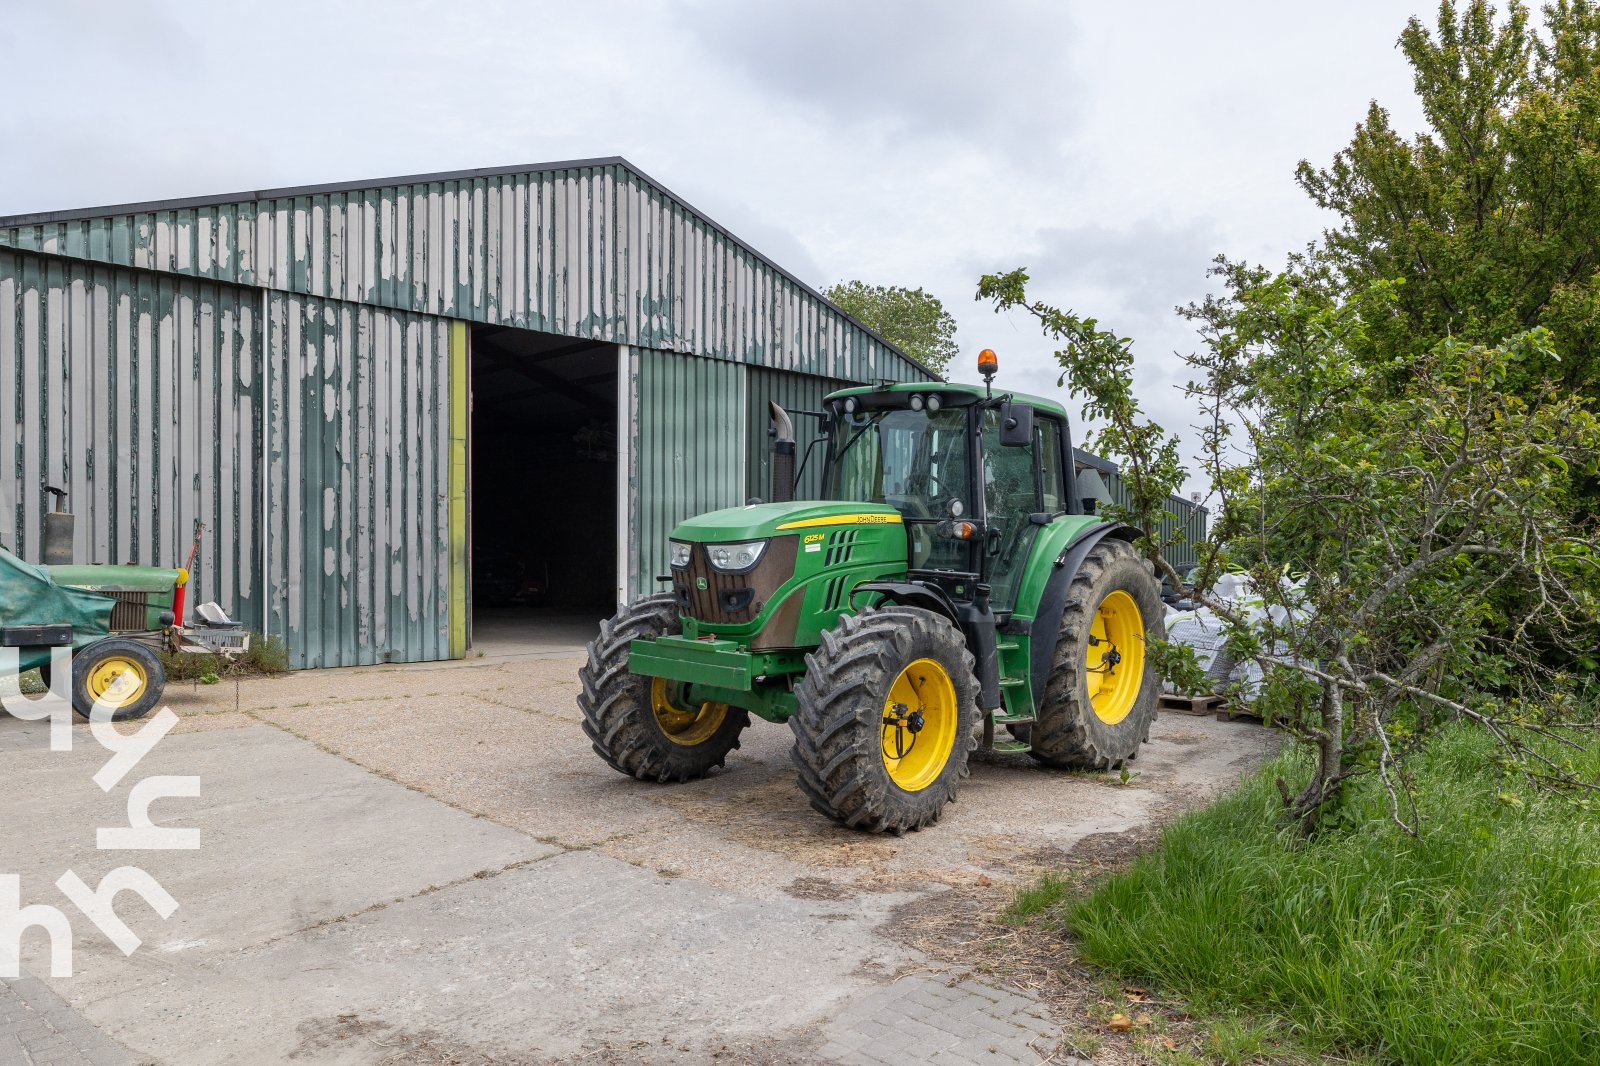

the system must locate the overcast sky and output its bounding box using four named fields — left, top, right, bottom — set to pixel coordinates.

left=2, top=1, right=1429, bottom=494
